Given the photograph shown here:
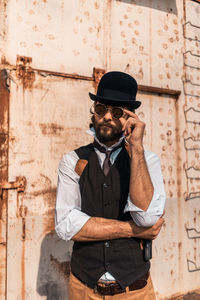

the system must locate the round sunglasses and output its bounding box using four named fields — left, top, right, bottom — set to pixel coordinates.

left=94, top=103, right=124, bottom=119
